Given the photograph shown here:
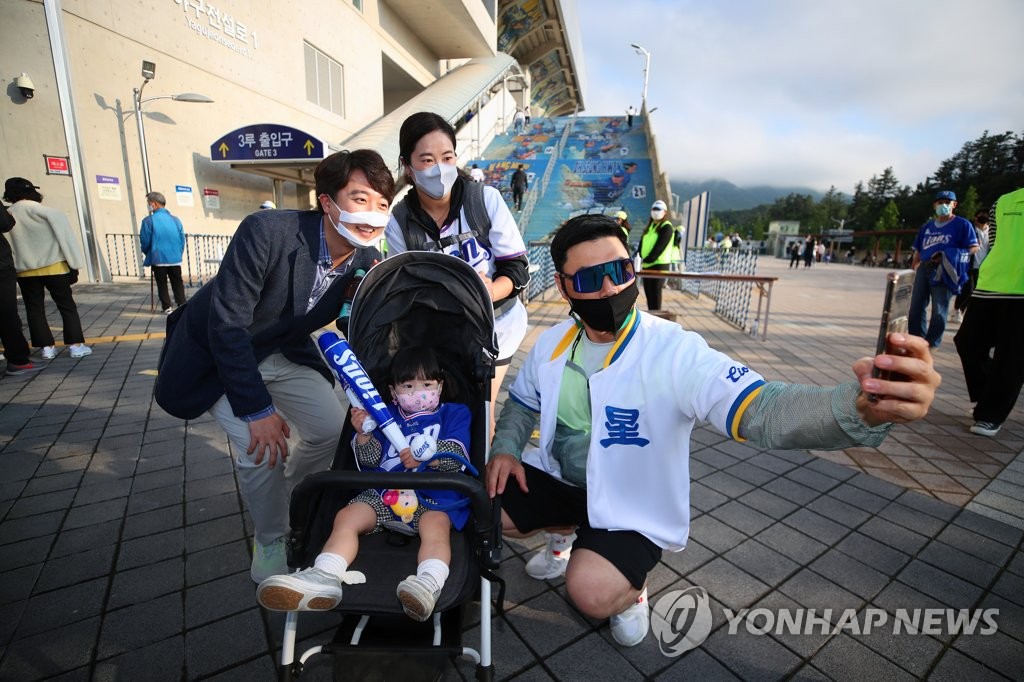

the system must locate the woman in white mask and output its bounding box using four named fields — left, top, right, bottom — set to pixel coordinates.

left=386, top=112, right=530, bottom=425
